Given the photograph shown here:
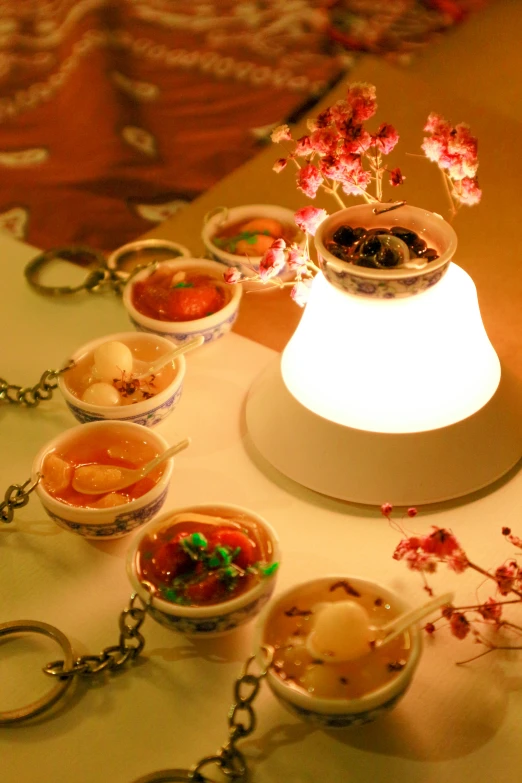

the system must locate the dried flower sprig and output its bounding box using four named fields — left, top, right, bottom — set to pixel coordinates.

left=223, top=81, right=481, bottom=306
left=382, top=503, right=522, bottom=664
